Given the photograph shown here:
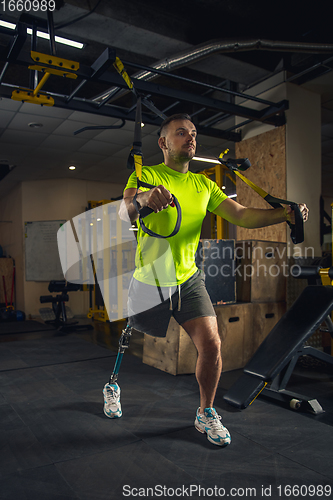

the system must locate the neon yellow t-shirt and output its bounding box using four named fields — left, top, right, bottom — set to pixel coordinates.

left=124, top=163, right=228, bottom=286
